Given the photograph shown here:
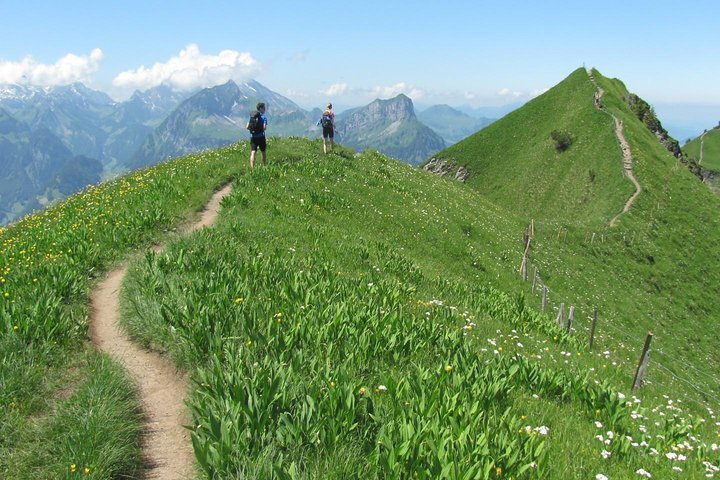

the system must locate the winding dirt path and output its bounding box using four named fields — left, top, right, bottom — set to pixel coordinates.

left=587, top=69, right=642, bottom=226
left=699, top=130, right=706, bottom=165
left=90, top=183, right=233, bottom=479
